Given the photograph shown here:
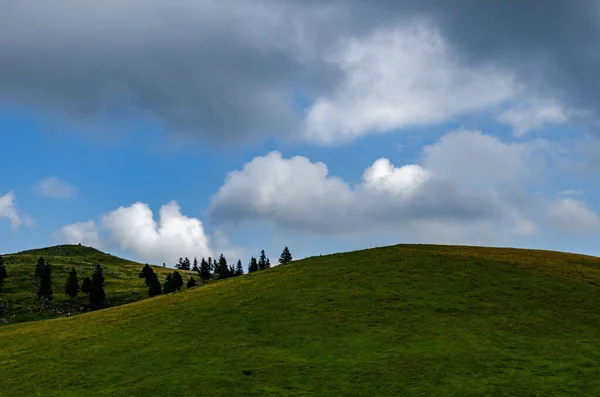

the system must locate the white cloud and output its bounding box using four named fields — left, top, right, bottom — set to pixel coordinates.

left=55, top=220, right=102, bottom=247
left=558, top=190, right=583, bottom=196
left=303, top=23, right=517, bottom=144
left=497, top=102, right=569, bottom=136
left=547, top=198, right=599, bottom=233
left=0, top=191, right=34, bottom=229
left=101, top=201, right=213, bottom=265
left=37, top=177, right=78, bottom=198
left=209, top=138, right=538, bottom=241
